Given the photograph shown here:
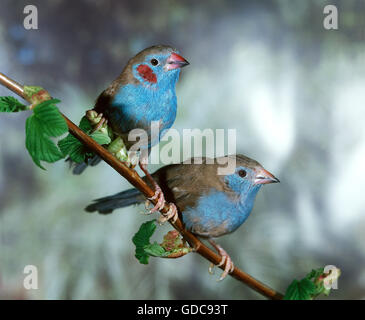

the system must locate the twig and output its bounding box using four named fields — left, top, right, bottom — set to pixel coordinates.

left=0, top=72, right=284, bottom=300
